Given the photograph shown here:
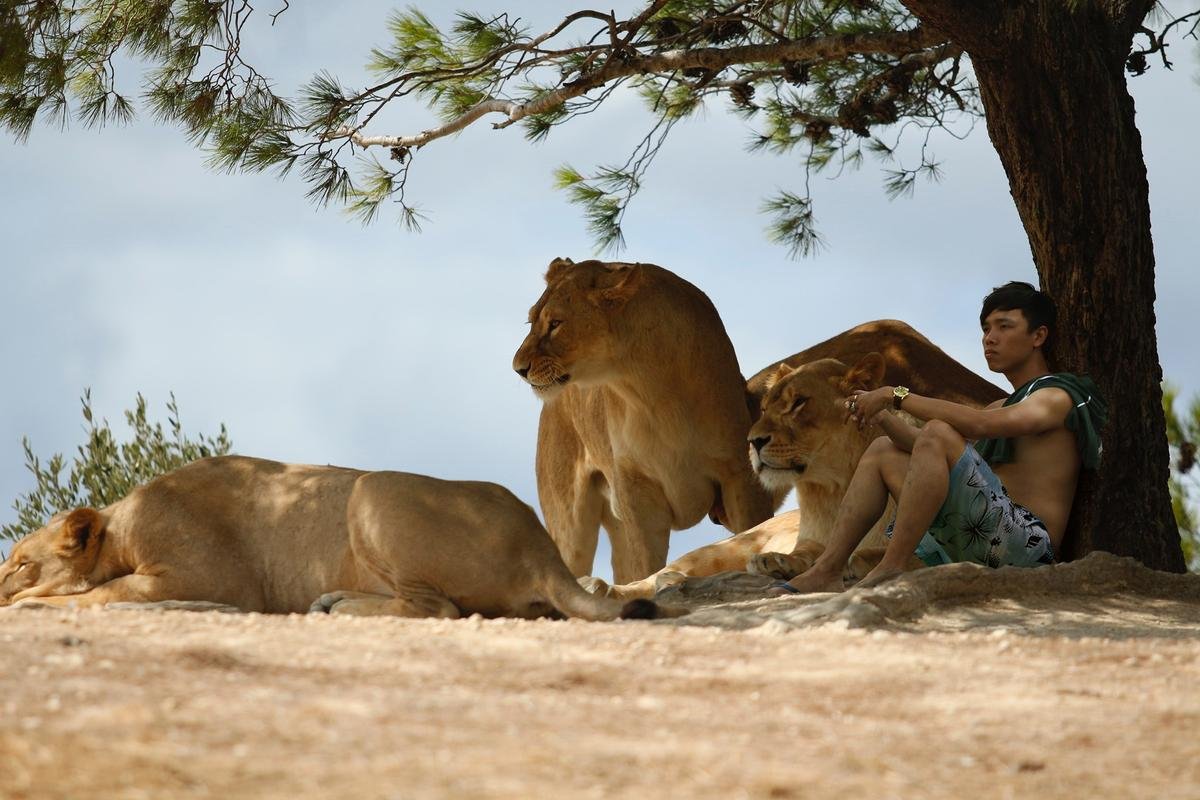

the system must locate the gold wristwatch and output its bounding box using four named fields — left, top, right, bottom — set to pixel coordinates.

left=892, top=385, right=910, bottom=410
